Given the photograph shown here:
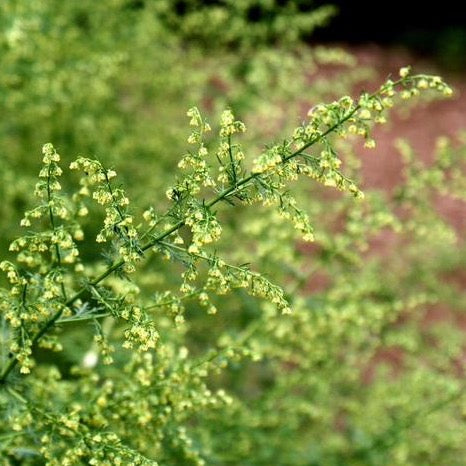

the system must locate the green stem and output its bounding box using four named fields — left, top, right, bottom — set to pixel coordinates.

left=227, top=134, right=237, bottom=186
left=47, top=164, right=68, bottom=301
